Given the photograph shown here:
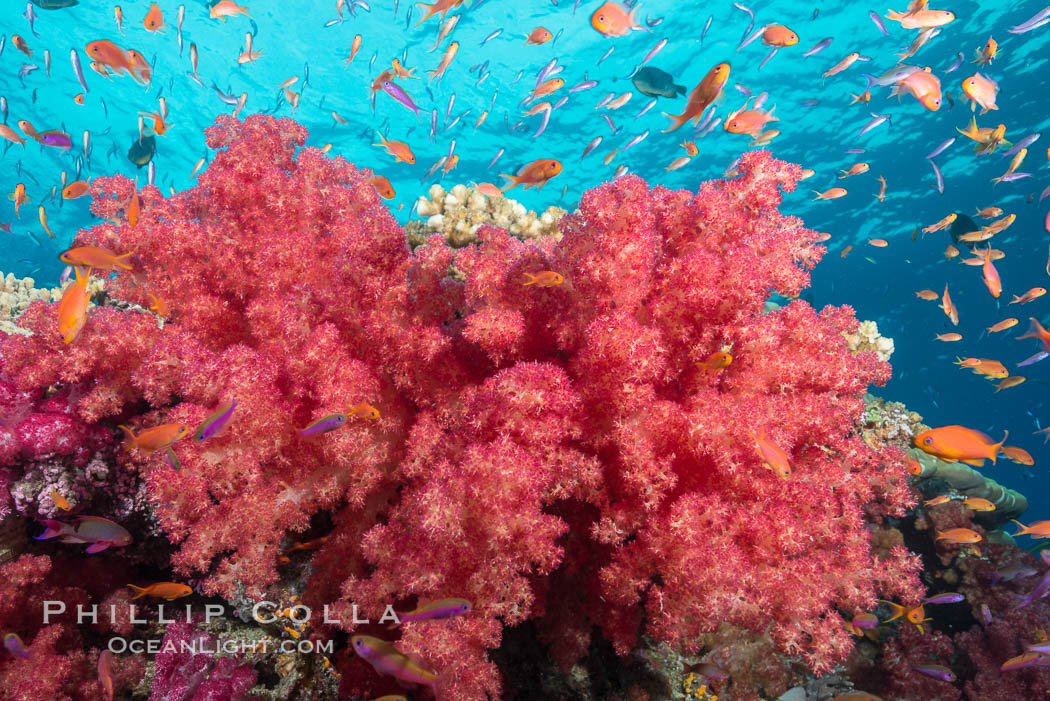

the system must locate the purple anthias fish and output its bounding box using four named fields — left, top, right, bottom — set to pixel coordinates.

left=381, top=81, right=420, bottom=117
left=930, top=160, right=944, bottom=194
left=298, top=412, right=347, bottom=438
left=3, top=633, right=28, bottom=659
left=1017, top=569, right=1050, bottom=609
left=393, top=597, right=472, bottom=626
left=911, top=664, right=956, bottom=682
left=852, top=612, right=879, bottom=629
left=40, top=131, right=72, bottom=151
left=925, top=138, right=955, bottom=159
left=1028, top=641, right=1050, bottom=655
left=34, top=516, right=133, bottom=554
left=864, top=64, right=923, bottom=89
left=195, top=399, right=237, bottom=442
left=923, top=592, right=964, bottom=605
left=944, top=52, right=964, bottom=73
